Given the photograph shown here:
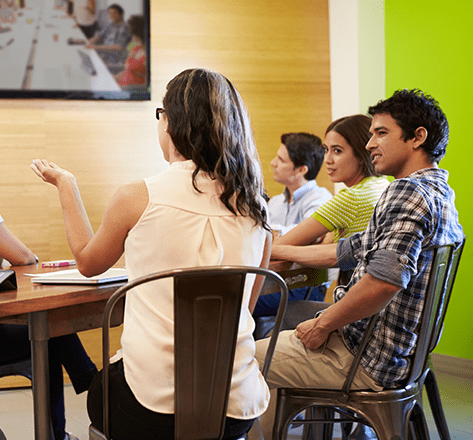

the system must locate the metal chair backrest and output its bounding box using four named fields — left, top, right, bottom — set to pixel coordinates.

left=409, top=239, right=465, bottom=385
left=342, top=239, right=465, bottom=394
left=100, top=265, right=288, bottom=440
